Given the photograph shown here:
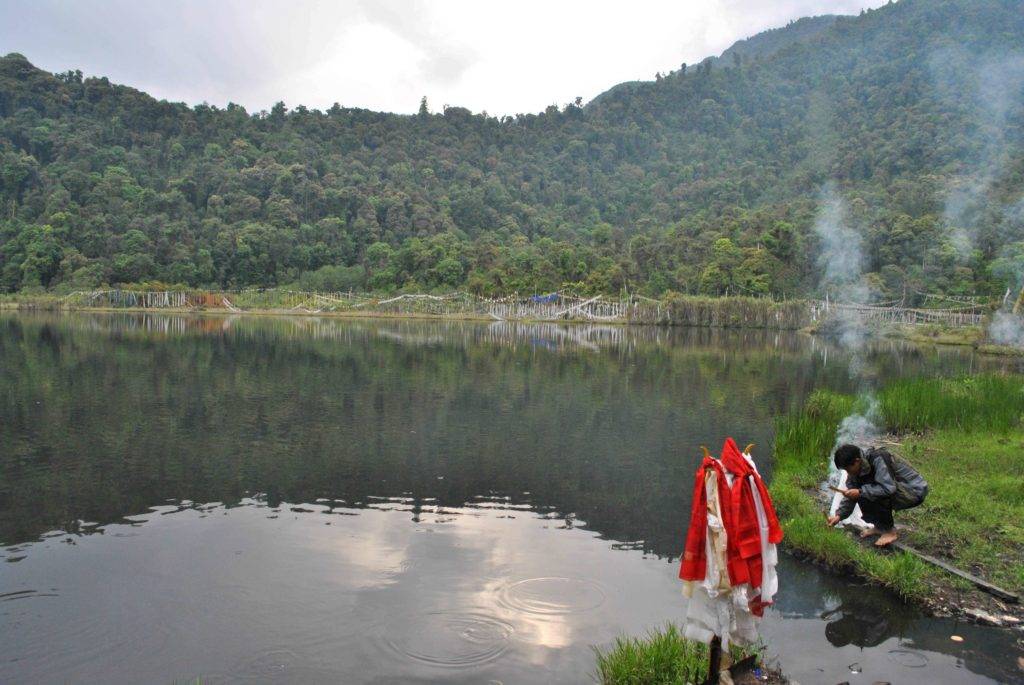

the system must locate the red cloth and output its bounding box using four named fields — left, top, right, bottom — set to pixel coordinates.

left=678, top=455, right=731, bottom=581
left=719, top=437, right=783, bottom=615
left=679, top=439, right=784, bottom=616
